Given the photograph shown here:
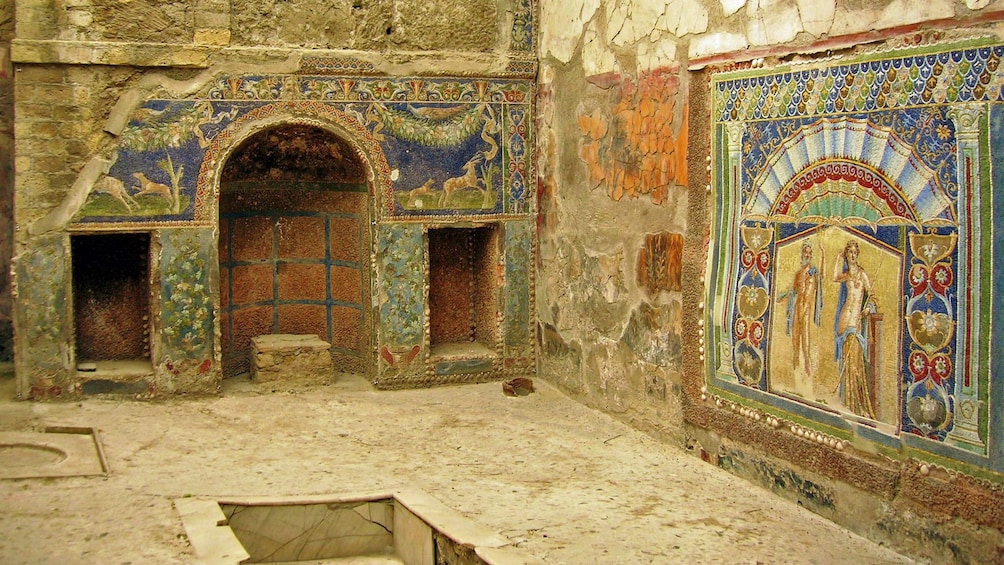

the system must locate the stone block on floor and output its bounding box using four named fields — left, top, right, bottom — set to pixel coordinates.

left=251, top=334, right=333, bottom=384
